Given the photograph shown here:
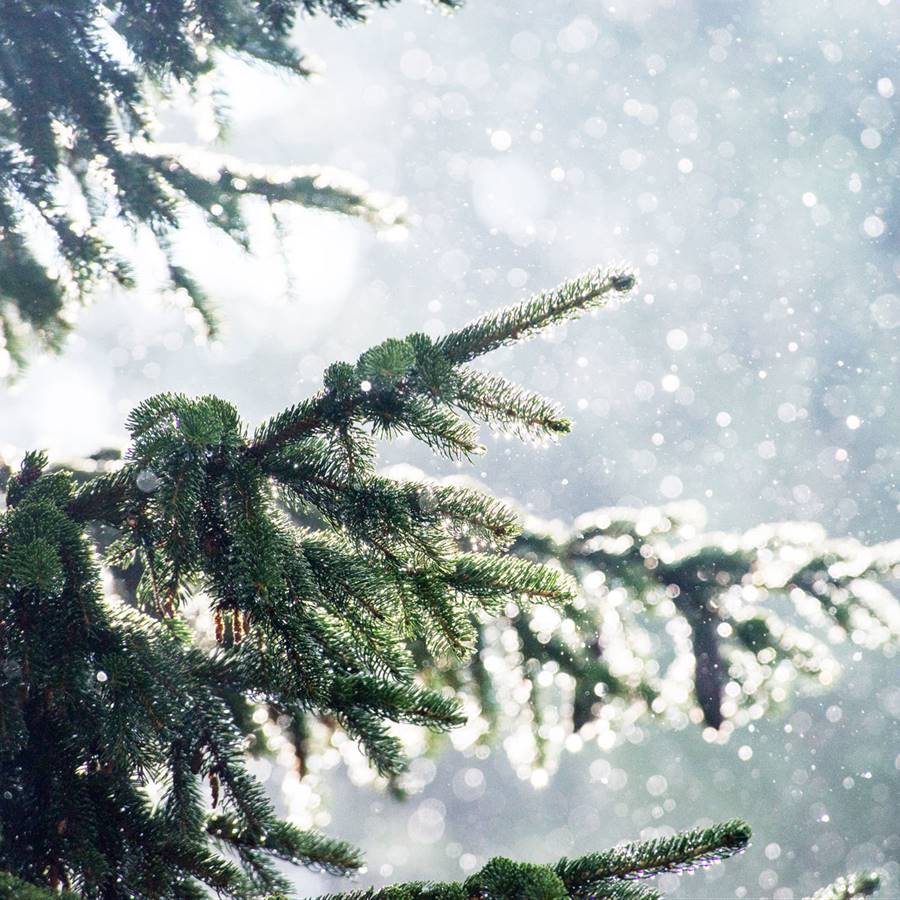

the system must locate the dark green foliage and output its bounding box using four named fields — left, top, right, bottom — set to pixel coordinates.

left=321, top=819, right=750, bottom=899
left=0, top=270, right=638, bottom=896
left=0, top=453, right=361, bottom=897
left=0, top=0, right=435, bottom=371
left=0, top=871, right=78, bottom=899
